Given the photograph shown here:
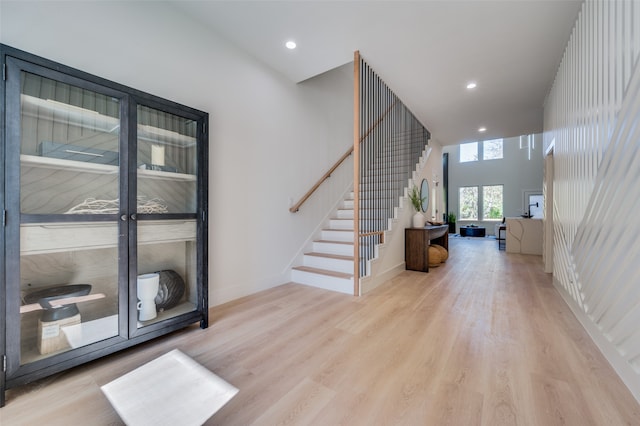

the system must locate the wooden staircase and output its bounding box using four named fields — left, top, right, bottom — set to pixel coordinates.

left=291, top=192, right=355, bottom=295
